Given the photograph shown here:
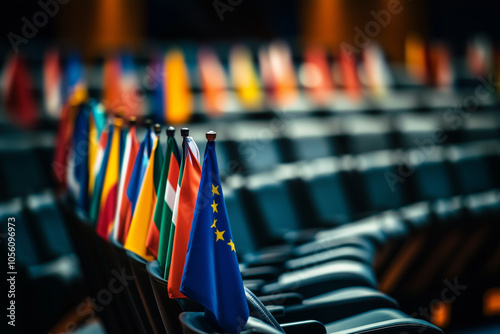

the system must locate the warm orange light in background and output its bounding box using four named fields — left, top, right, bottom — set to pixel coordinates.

left=484, top=288, right=500, bottom=316
left=301, top=0, right=428, bottom=62
left=58, top=0, right=144, bottom=57
left=431, top=301, right=451, bottom=329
